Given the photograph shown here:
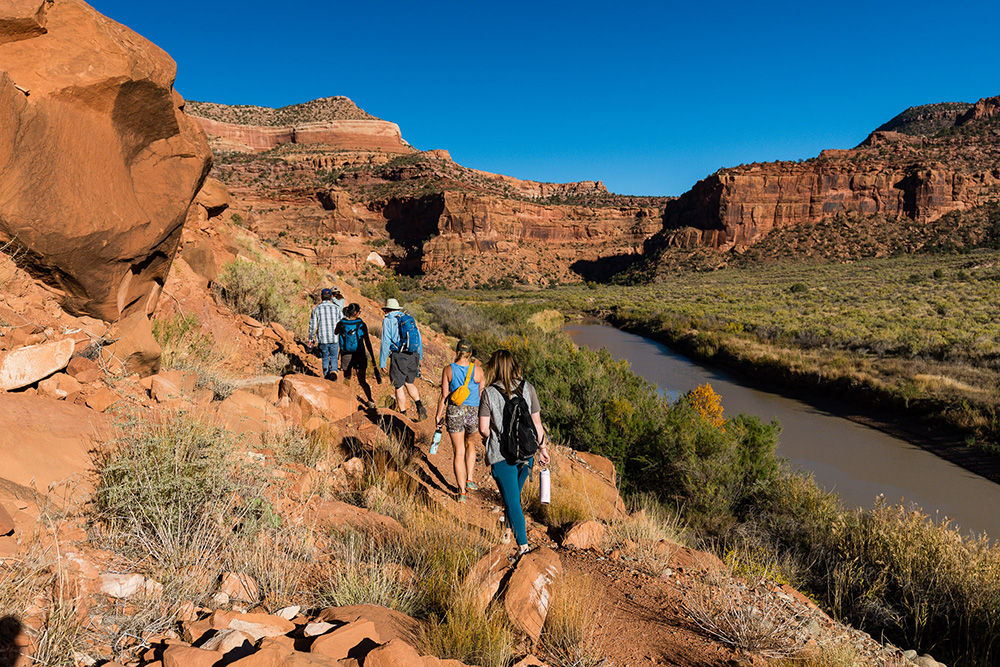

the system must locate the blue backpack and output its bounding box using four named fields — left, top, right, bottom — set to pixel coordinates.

left=339, top=319, right=362, bottom=353
left=391, top=313, right=420, bottom=353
